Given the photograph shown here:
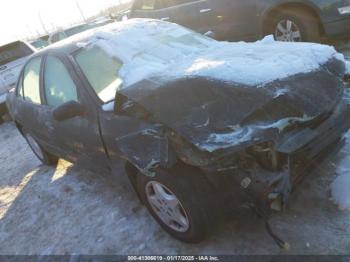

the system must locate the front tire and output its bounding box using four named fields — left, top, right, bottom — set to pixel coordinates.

left=136, top=164, right=219, bottom=243
left=23, top=131, right=58, bottom=166
left=267, top=8, right=321, bottom=42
